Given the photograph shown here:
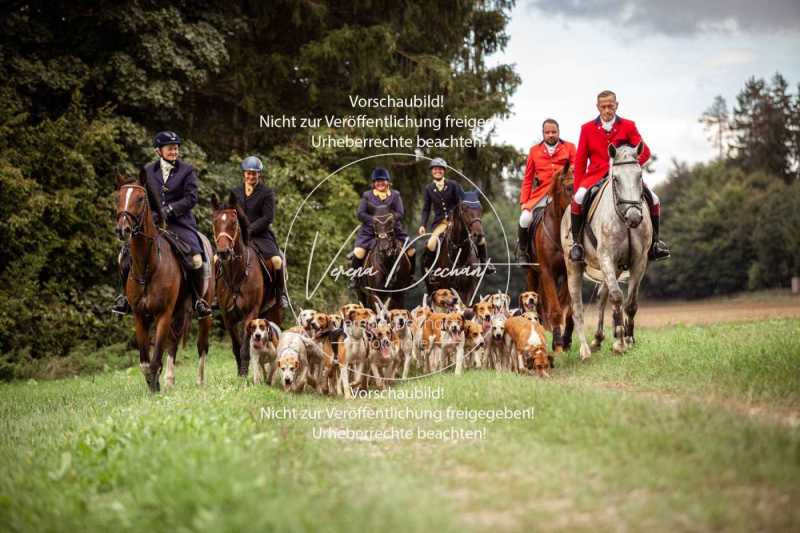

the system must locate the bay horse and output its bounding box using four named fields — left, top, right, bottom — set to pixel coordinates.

left=357, top=207, right=412, bottom=310
left=211, top=193, right=282, bottom=377
left=561, top=143, right=652, bottom=360
left=526, top=162, right=575, bottom=353
left=424, top=192, right=486, bottom=305
left=115, top=172, right=213, bottom=392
